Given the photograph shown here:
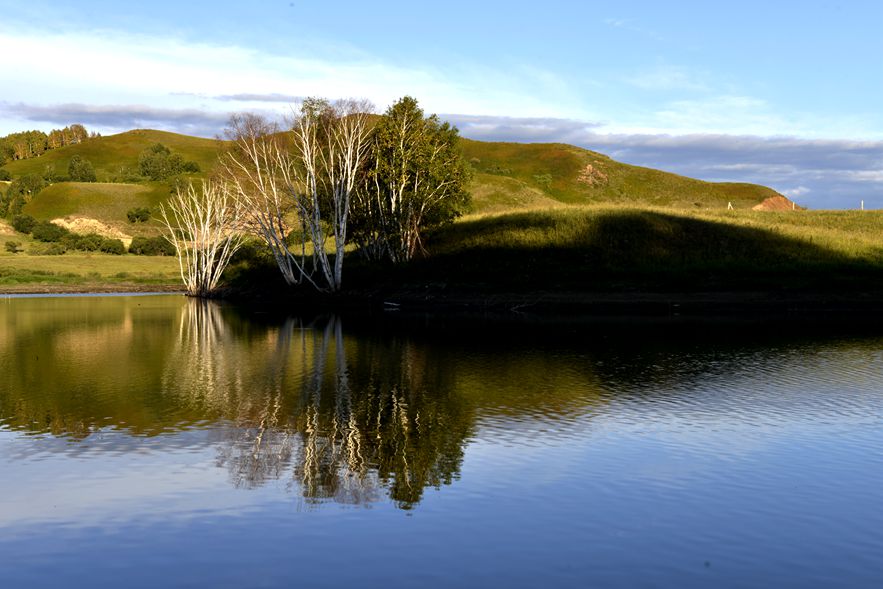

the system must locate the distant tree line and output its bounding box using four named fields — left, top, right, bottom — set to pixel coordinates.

left=0, top=124, right=96, bottom=165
